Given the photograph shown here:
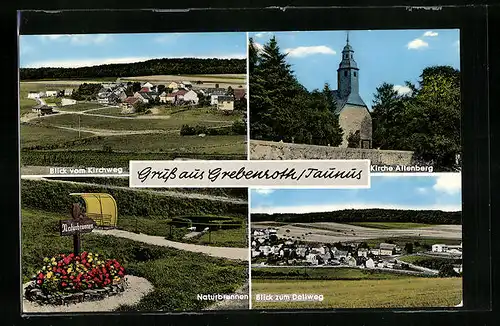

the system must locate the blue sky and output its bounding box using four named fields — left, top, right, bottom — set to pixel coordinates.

left=250, top=174, right=462, bottom=214
left=249, top=29, right=460, bottom=109
left=19, top=32, right=247, bottom=69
